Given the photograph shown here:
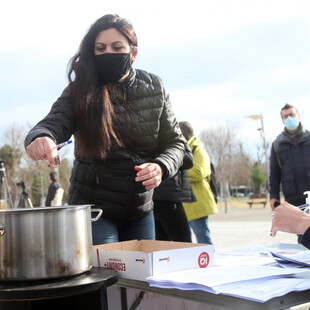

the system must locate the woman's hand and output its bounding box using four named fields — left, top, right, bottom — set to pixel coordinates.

left=26, top=137, right=58, bottom=168
left=134, top=163, right=163, bottom=189
left=271, top=202, right=310, bottom=237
